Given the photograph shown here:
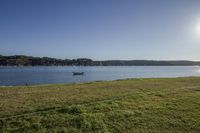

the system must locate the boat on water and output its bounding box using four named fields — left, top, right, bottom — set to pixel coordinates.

left=73, top=72, right=84, bottom=75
